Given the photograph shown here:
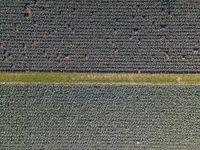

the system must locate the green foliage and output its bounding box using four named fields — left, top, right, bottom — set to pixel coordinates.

left=1, top=84, right=200, bottom=149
